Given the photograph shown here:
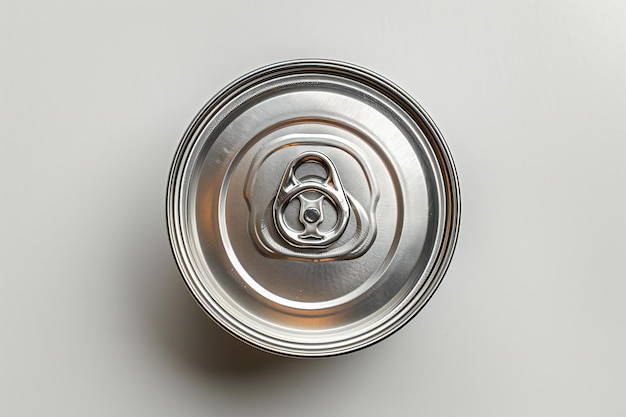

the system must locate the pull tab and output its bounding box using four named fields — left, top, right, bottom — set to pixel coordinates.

left=273, top=152, right=350, bottom=248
